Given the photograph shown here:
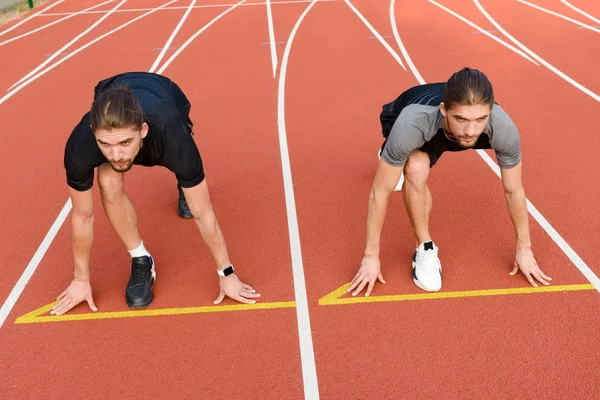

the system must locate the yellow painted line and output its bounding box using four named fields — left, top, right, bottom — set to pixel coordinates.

left=15, top=300, right=296, bottom=324
left=319, top=283, right=596, bottom=306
